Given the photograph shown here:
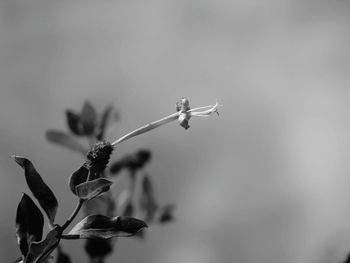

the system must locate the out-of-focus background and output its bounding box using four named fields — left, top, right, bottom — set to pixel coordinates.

left=1, top=0, right=350, bottom=263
